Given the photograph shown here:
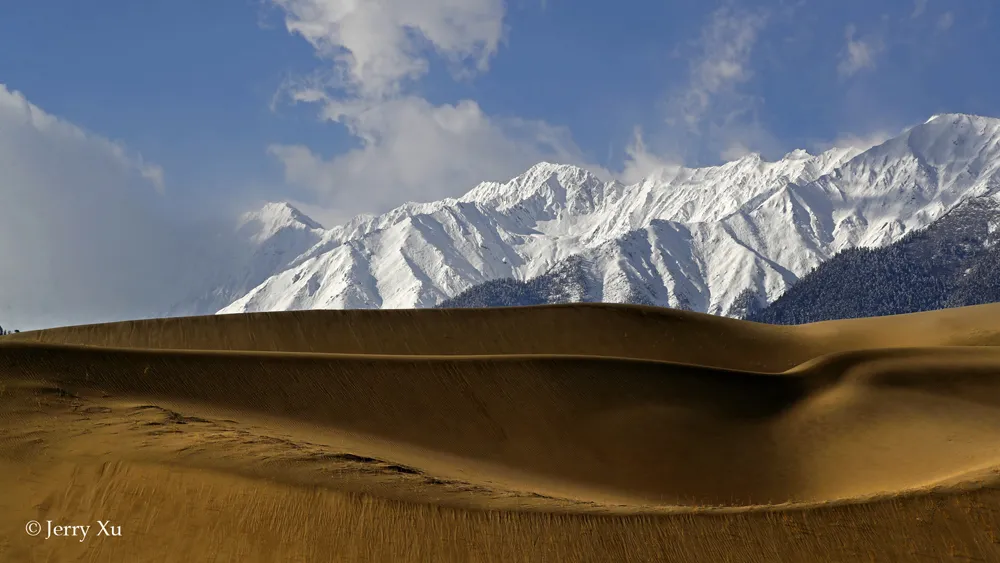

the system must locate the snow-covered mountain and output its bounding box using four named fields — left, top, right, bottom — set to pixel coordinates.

left=213, top=113, right=1000, bottom=317
left=748, top=191, right=1000, bottom=324
left=170, top=202, right=326, bottom=316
